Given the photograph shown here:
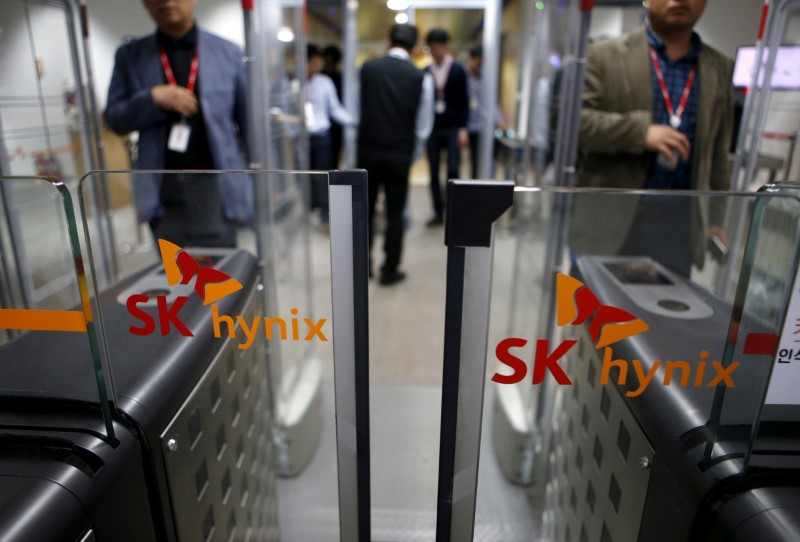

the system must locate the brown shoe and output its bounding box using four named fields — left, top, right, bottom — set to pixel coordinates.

left=426, top=216, right=444, bottom=228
